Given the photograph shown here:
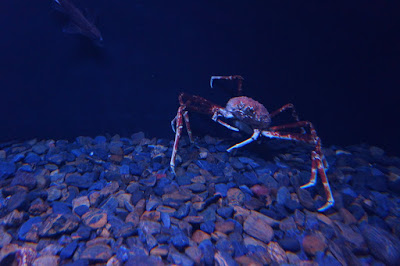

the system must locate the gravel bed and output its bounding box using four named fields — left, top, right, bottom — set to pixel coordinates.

left=0, top=132, right=400, bottom=265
